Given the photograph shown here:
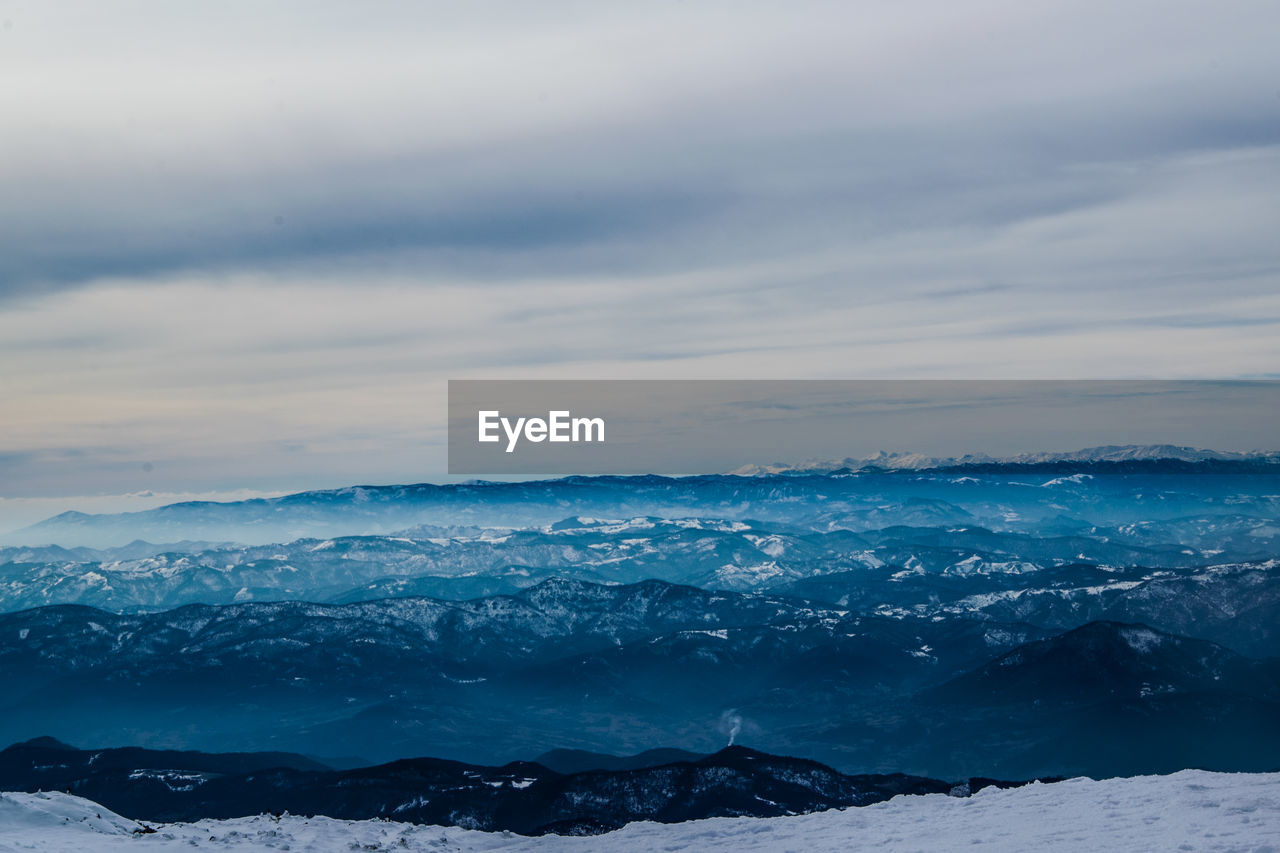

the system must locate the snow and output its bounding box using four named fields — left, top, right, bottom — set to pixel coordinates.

left=944, top=555, right=1037, bottom=576
left=714, top=561, right=789, bottom=585
left=685, top=629, right=730, bottom=639
left=3, top=770, right=1278, bottom=852
left=0, top=792, right=143, bottom=840
left=744, top=534, right=788, bottom=557
left=123, top=770, right=210, bottom=793
left=1120, top=626, right=1165, bottom=654
left=1041, top=474, right=1094, bottom=487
